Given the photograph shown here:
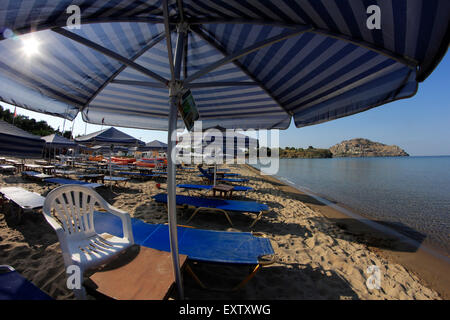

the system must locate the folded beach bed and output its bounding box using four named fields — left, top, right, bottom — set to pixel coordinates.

left=93, top=210, right=275, bottom=290
left=153, top=193, right=268, bottom=227
left=44, top=177, right=103, bottom=189
left=0, top=265, right=52, bottom=300
left=0, top=186, right=45, bottom=223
